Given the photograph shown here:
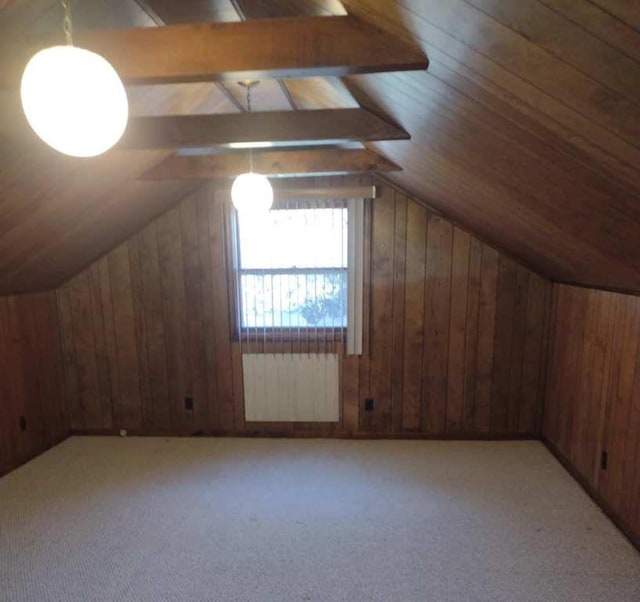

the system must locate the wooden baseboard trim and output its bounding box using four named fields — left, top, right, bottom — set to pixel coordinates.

left=542, top=437, right=639, bottom=553
left=69, top=428, right=538, bottom=441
